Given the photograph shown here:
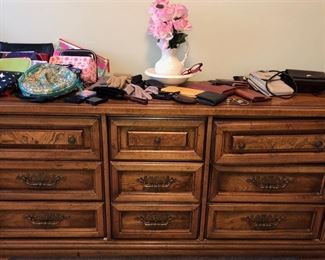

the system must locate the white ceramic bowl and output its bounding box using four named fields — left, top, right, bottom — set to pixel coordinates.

left=144, top=68, right=194, bottom=85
